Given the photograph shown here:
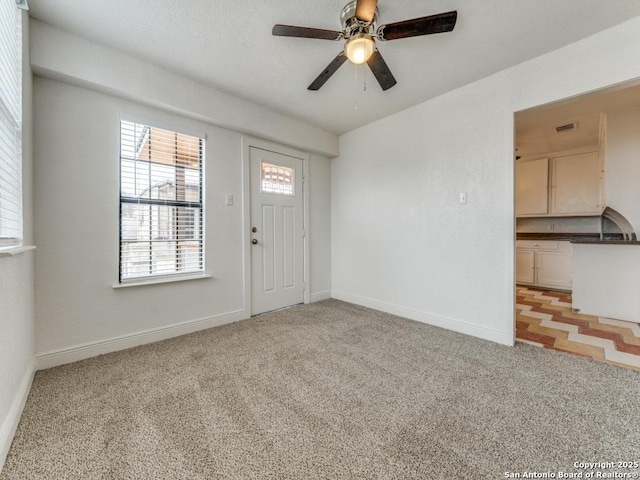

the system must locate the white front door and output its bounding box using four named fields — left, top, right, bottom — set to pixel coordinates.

left=250, top=147, right=304, bottom=315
